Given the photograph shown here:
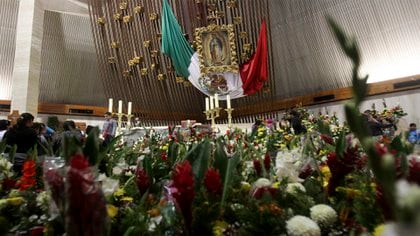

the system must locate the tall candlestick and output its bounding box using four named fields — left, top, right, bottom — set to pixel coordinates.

left=118, top=100, right=123, bottom=114
left=210, top=96, right=214, bottom=110
left=226, top=95, right=231, bottom=109
left=205, top=97, right=209, bottom=111
left=127, top=102, right=132, bottom=115
left=108, top=98, right=113, bottom=113
left=214, top=94, right=219, bottom=108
